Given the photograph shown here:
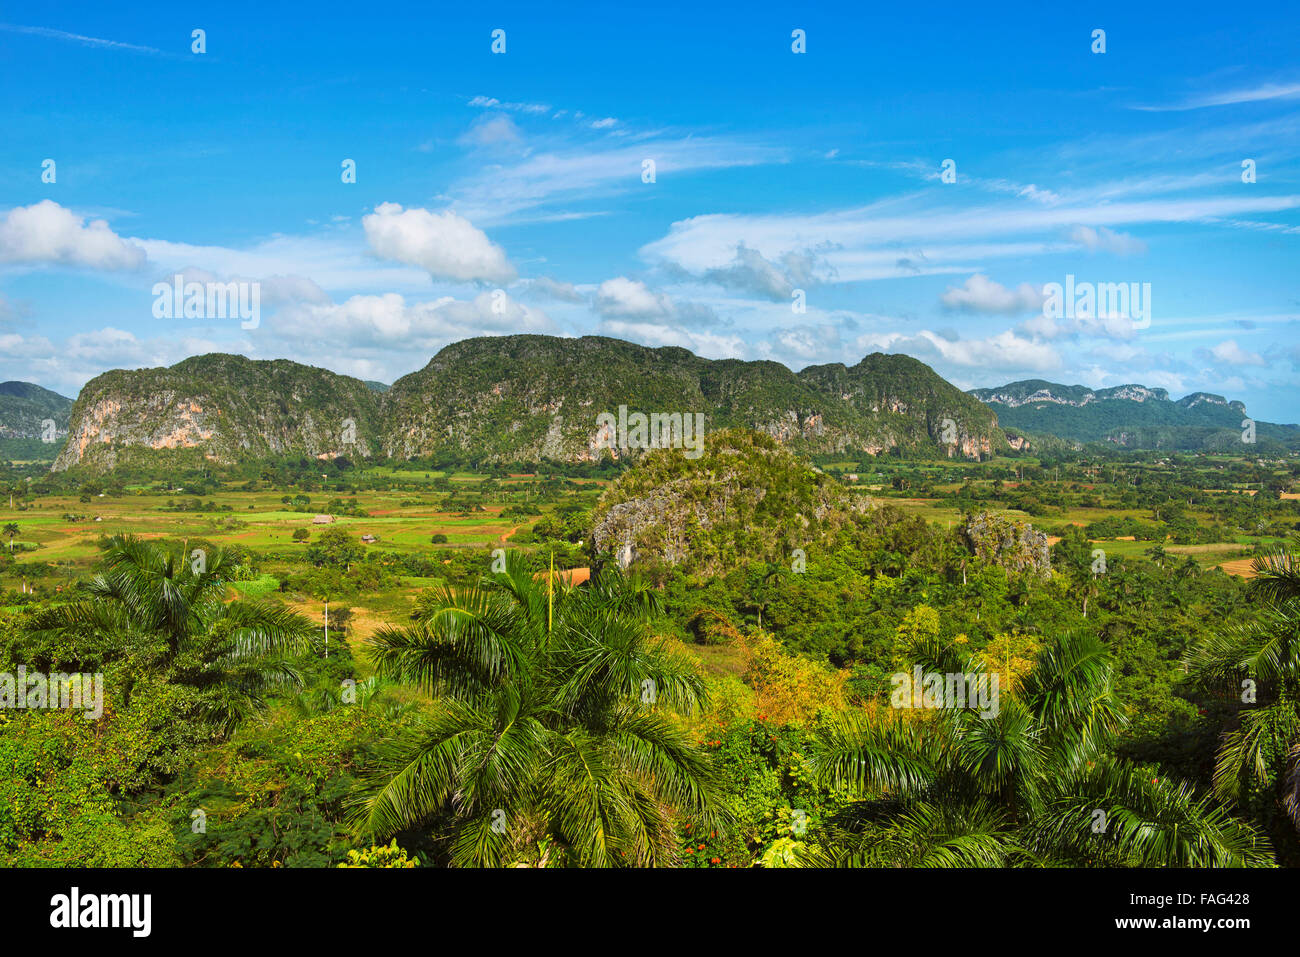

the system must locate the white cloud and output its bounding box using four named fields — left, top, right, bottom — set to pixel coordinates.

left=528, top=277, right=584, bottom=302
left=597, top=318, right=751, bottom=360
left=594, top=277, right=674, bottom=319
left=854, top=328, right=1062, bottom=375
left=700, top=245, right=823, bottom=300
left=137, top=233, right=429, bottom=295
left=362, top=203, right=516, bottom=284
left=1068, top=225, right=1148, bottom=255
left=642, top=194, right=1300, bottom=285
left=1209, top=339, right=1267, bottom=367
left=0, top=200, right=146, bottom=270
left=162, top=267, right=330, bottom=307
left=1135, top=369, right=1189, bottom=395
left=257, top=274, right=332, bottom=306
left=770, top=324, right=844, bottom=364
left=269, top=291, right=552, bottom=353
left=468, top=96, right=551, bottom=114
left=1019, top=311, right=1143, bottom=342
left=0, top=326, right=226, bottom=397
left=1017, top=184, right=1060, bottom=205
left=0, top=23, right=164, bottom=55
left=941, top=274, right=1045, bottom=314
left=458, top=113, right=523, bottom=149
left=1135, top=82, right=1300, bottom=112
left=450, top=137, right=784, bottom=224
left=0, top=292, right=555, bottom=396
left=1019, top=310, right=1144, bottom=340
